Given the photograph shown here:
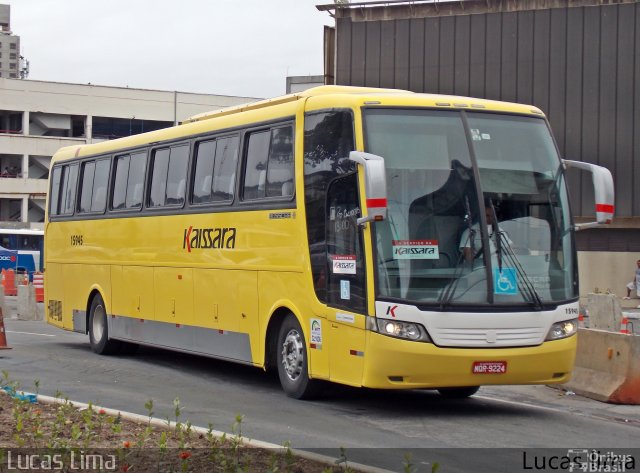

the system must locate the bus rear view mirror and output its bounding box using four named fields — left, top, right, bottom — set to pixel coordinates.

left=349, top=151, right=388, bottom=226
left=563, top=159, right=615, bottom=230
